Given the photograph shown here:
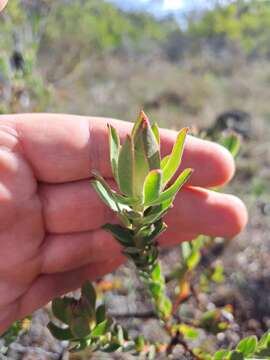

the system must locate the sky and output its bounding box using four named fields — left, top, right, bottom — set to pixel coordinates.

left=163, top=0, right=185, bottom=10
left=107, top=0, right=186, bottom=15
left=107, top=0, right=225, bottom=16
